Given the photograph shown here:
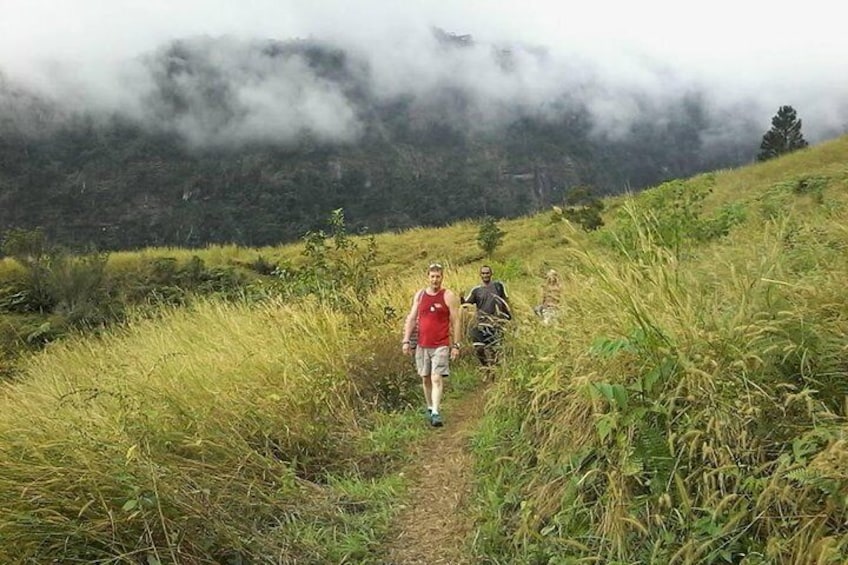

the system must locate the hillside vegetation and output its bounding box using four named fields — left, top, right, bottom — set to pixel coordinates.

left=474, top=136, right=848, bottom=563
left=1, top=135, right=847, bottom=563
